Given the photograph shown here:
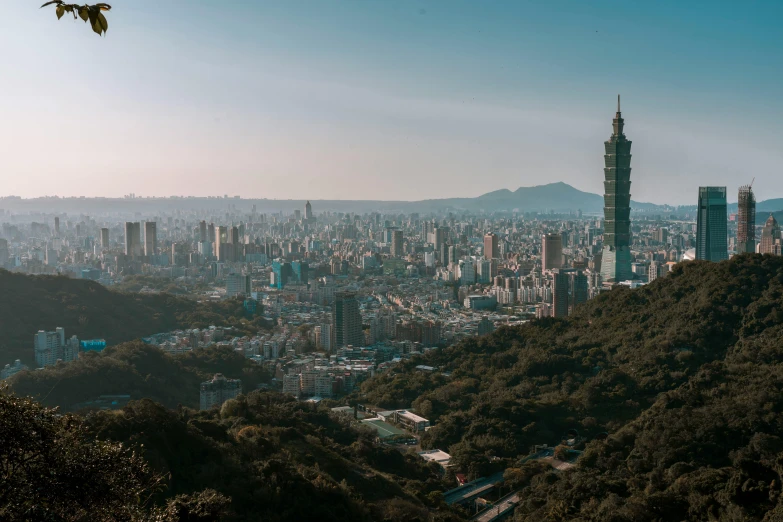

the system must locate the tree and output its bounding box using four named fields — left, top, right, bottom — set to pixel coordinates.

left=40, top=2, right=111, bottom=36
left=0, top=387, right=160, bottom=520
